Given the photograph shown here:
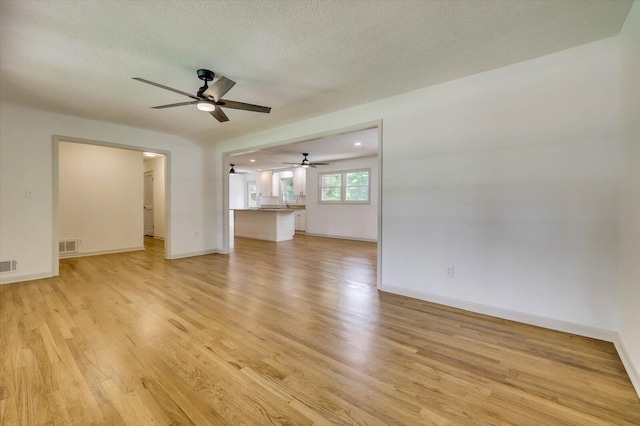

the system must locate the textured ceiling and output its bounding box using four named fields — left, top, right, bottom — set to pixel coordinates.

left=0, top=0, right=632, bottom=145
